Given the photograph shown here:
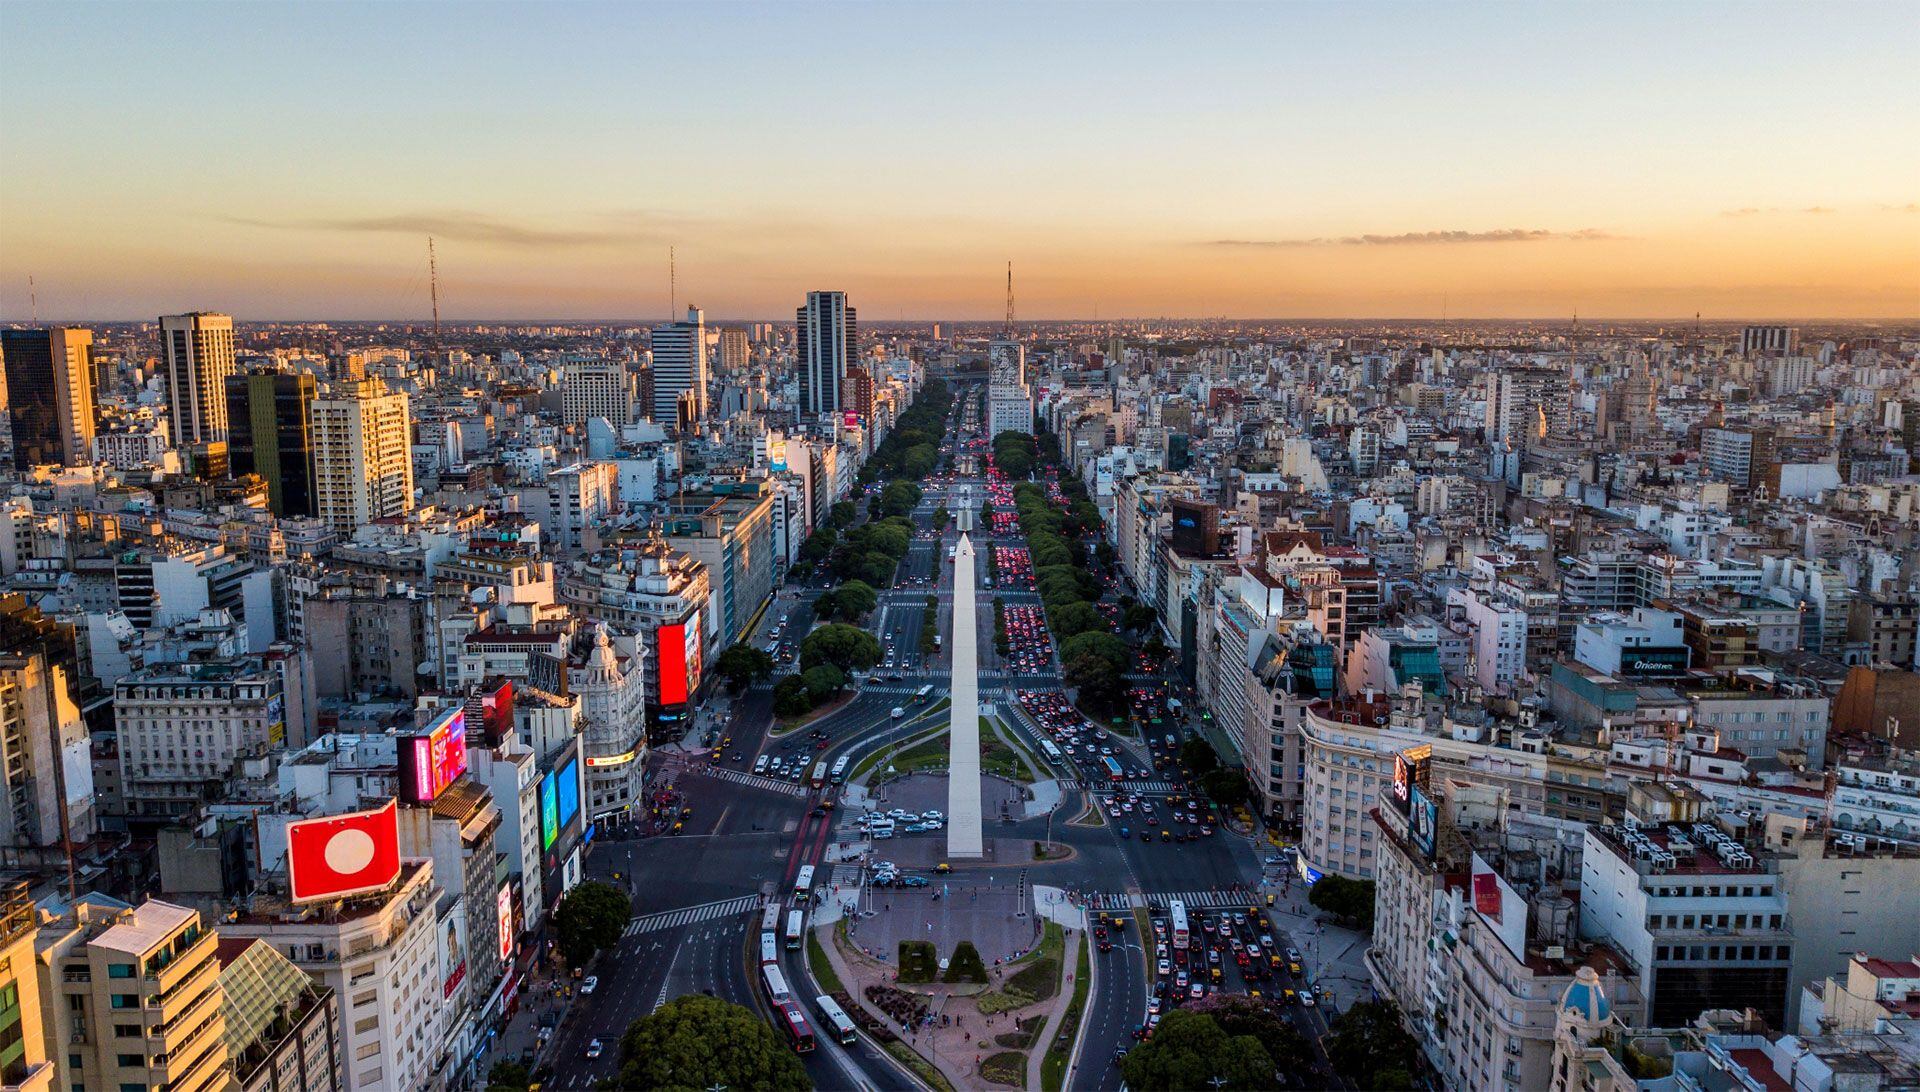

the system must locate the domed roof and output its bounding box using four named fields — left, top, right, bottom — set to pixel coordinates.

left=1561, top=965, right=1611, bottom=1023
